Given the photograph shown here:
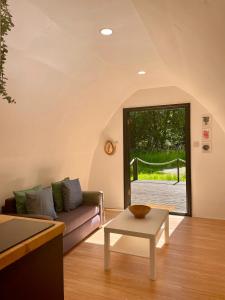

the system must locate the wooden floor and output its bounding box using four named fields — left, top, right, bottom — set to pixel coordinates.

left=64, top=210, right=225, bottom=300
